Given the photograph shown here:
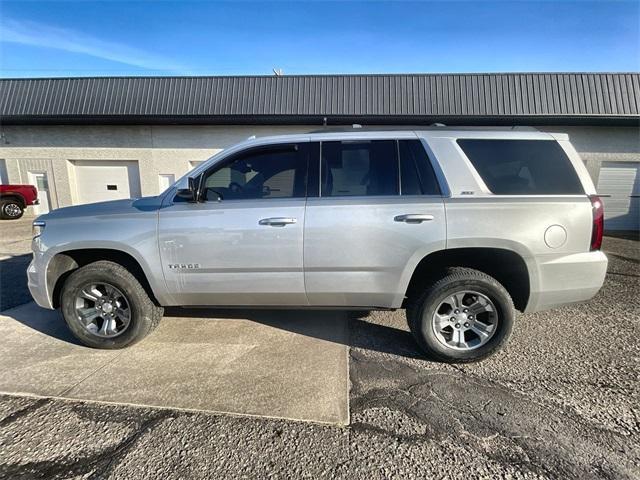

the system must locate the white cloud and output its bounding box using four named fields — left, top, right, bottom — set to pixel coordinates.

left=0, top=18, right=188, bottom=73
